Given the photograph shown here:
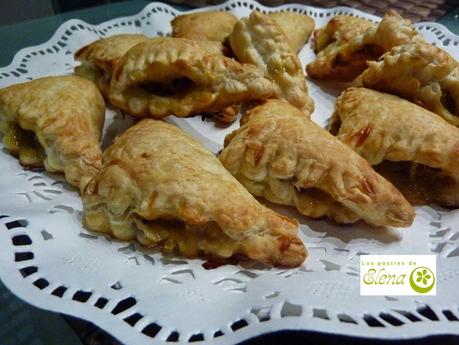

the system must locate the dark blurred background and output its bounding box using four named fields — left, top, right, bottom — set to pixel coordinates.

left=2, top=0, right=459, bottom=26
